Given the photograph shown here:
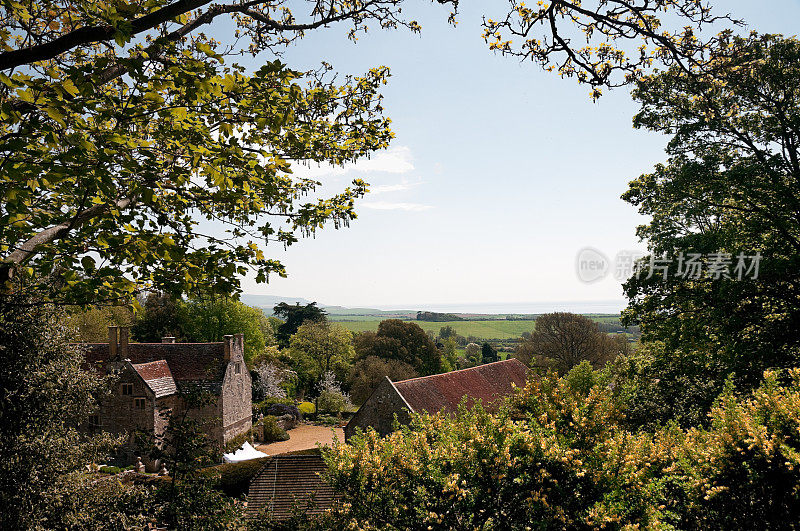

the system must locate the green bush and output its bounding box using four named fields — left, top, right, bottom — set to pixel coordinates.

left=314, top=414, right=341, bottom=427
left=98, top=466, right=123, bottom=475
left=298, top=401, right=315, bottom=415
left=253, top=398, right=296, bottom=420
left=317, top=390, right=349, bottom=414
left=256, top=415, right=289, bottom=443
left=223, top=430, right=254, bottom=454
